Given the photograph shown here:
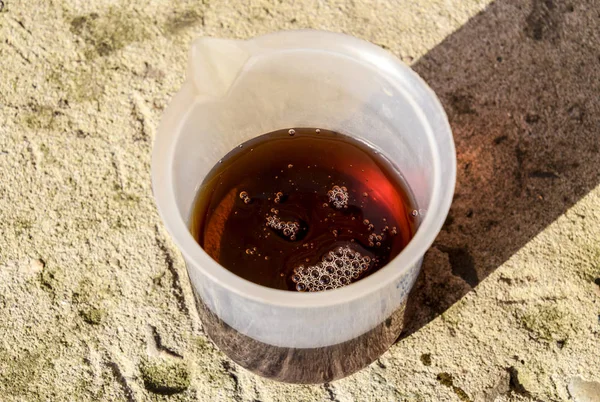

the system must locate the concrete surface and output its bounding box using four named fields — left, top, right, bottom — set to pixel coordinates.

left=1, top=0, right=599, bottom=401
